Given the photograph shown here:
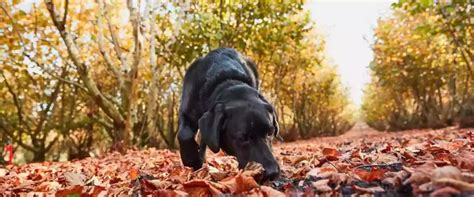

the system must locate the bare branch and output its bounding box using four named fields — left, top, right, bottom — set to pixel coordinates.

left=44, top=0, right=125, bottom=125
left=0, top=120, right=36, bottom=152
left=97, top=0, right=124, bottom=86
left=104, top=7, right=129, bottom=72
left=45, top=135, right=60, bottom=152
left=127, top=0, right=142, bottom=78
left=91, top=116, right=113, bottom=131
left=145, top=0, right=159, bottom=139
left=62, top=0, right=68, bottom=28
left=0, top=4, right=26, bottom=47
left=22, top=52, right=87, bottom=92
left=33, top=66, right=67, bottom=136
left=45, top=0, right=65, bottom=31
left=0, top=71, right=25, bottom=129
